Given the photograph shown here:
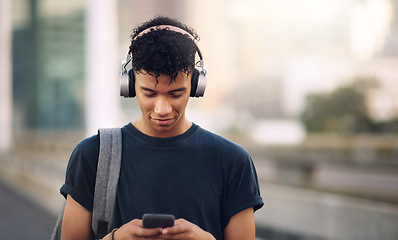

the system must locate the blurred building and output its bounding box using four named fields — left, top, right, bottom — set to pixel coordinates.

left=11, top=0, right=228, bottom=131
left=9, top=0, right=398, bottom=133
left=227, top=0, right=398, bottom=121
left=12, top=0, right=85, bottom=130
